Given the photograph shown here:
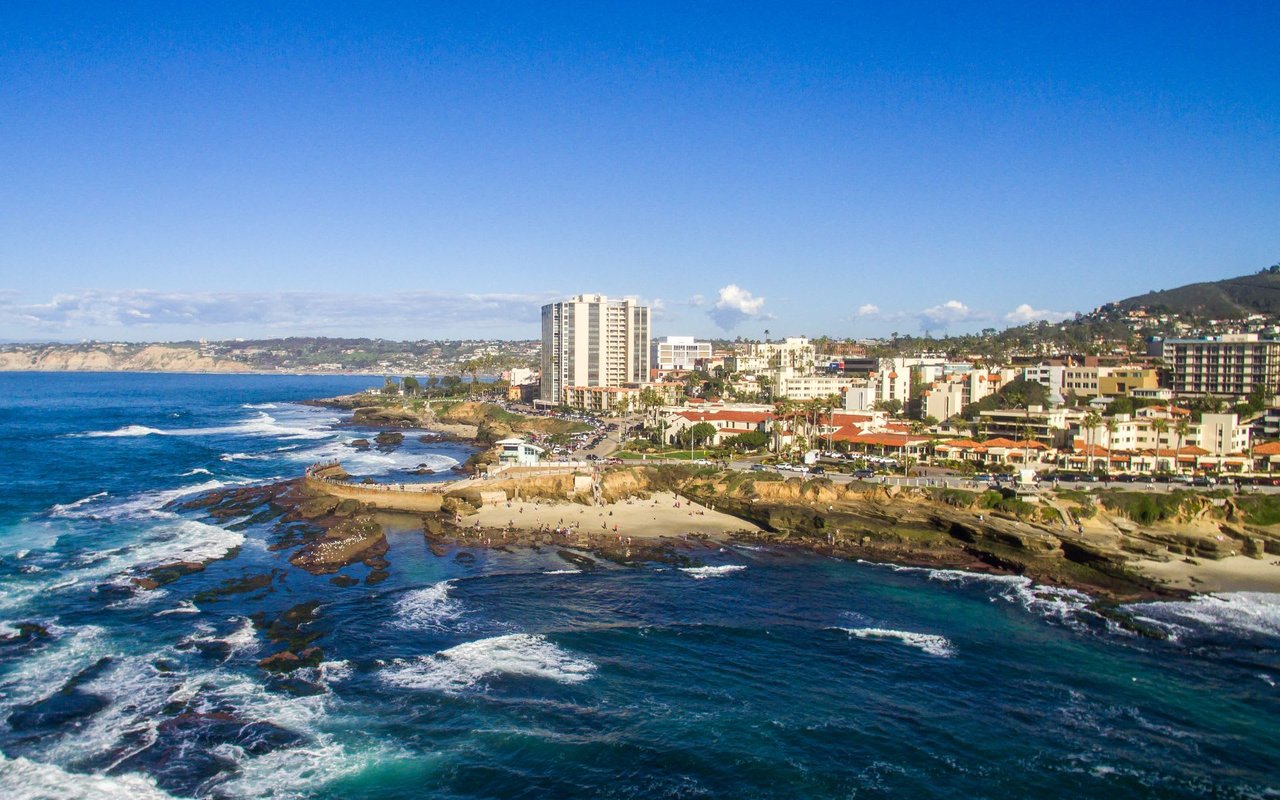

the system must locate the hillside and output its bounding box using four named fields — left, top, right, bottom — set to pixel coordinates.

left=1112, top=266, right=1280, bottom=318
